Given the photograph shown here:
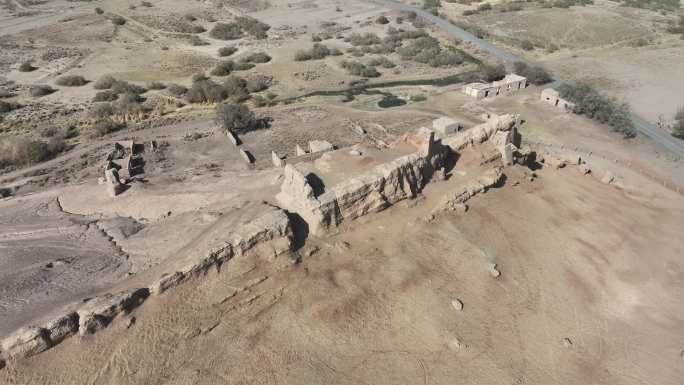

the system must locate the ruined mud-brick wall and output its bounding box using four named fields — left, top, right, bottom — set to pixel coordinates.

left=0, top=208, right=293, bottom=365
left=277, top=128, right=446, bottom=235
left=443, top=113, right=520, bottom=152
left=276, top=114, right=520, bottom=236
